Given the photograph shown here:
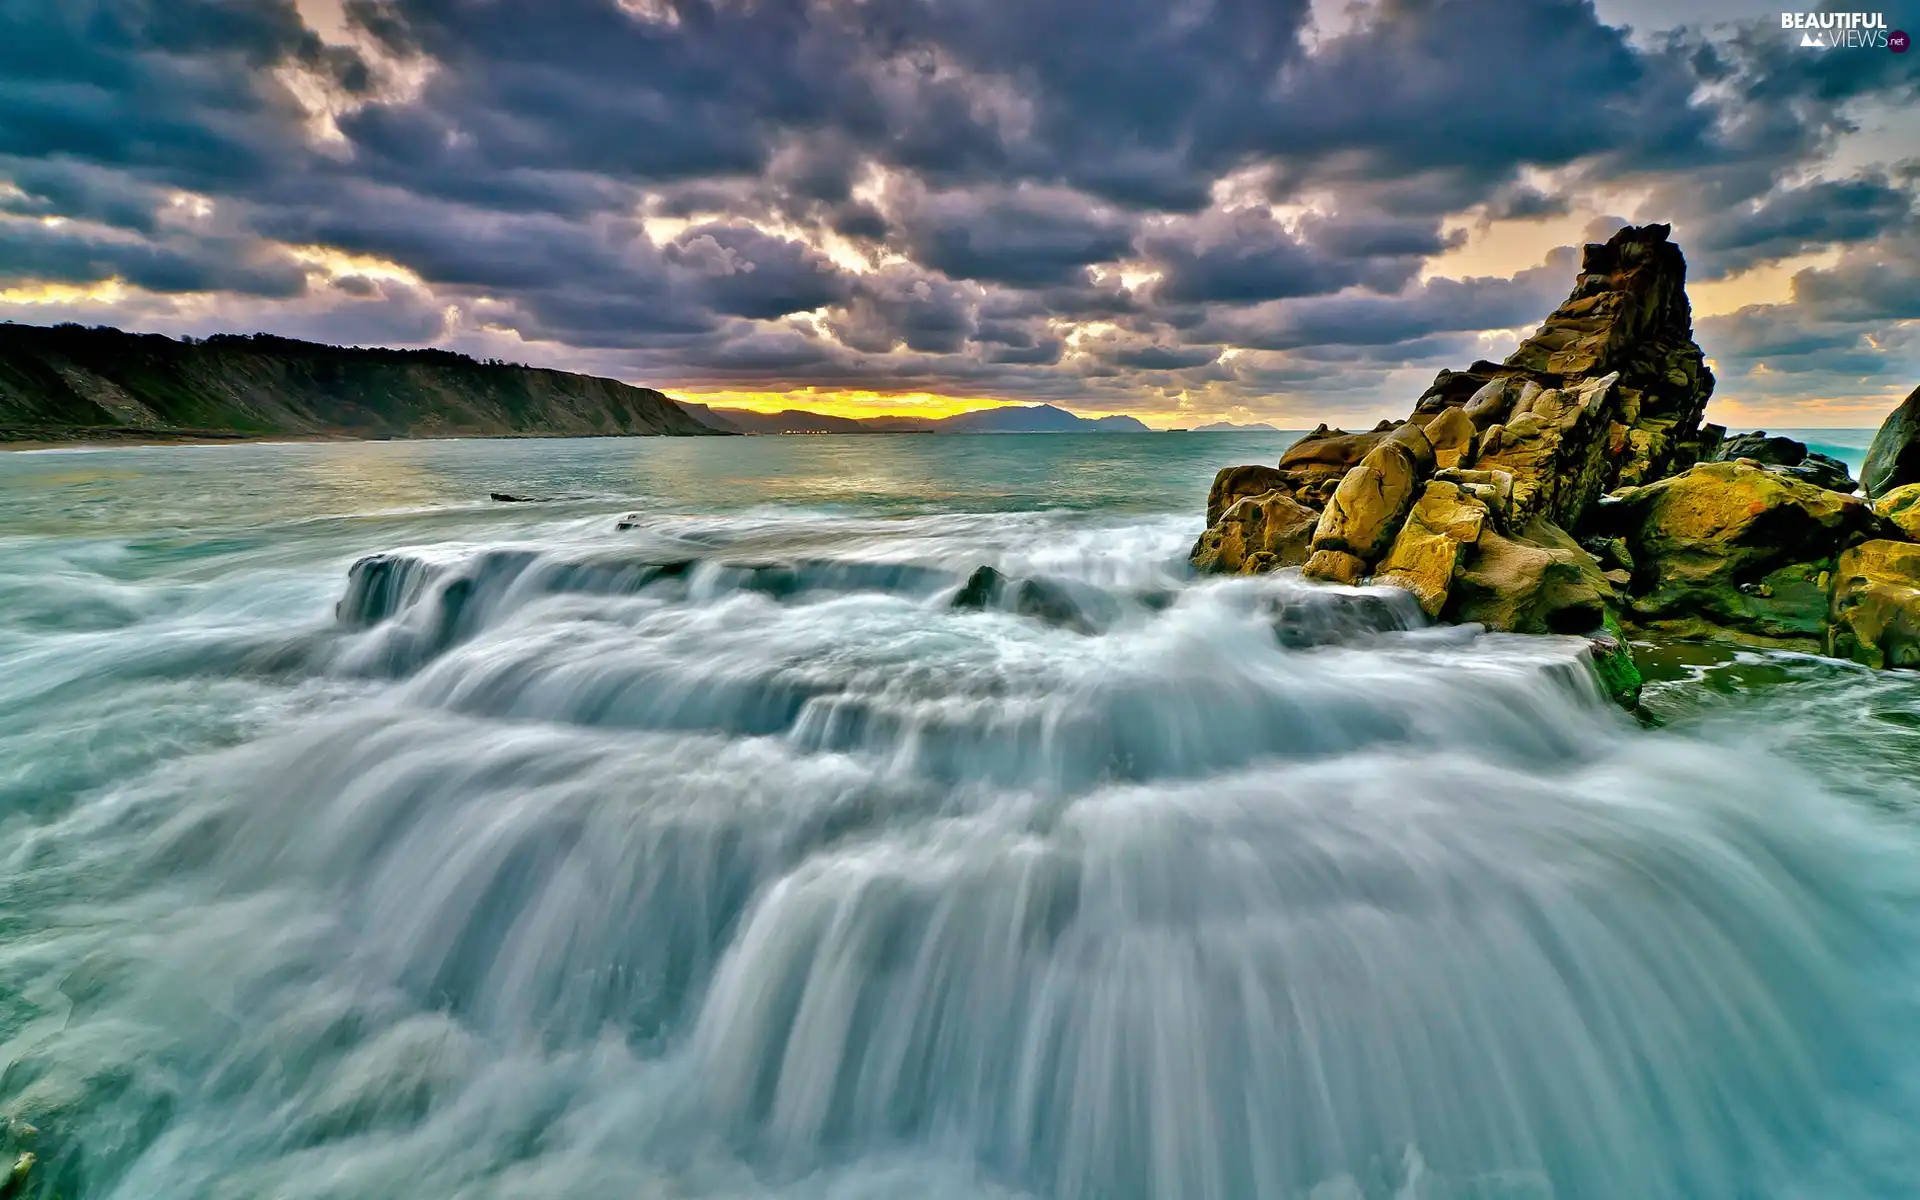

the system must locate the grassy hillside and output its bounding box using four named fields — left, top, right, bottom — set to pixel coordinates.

left=0, top=323, right=725, bottom=442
